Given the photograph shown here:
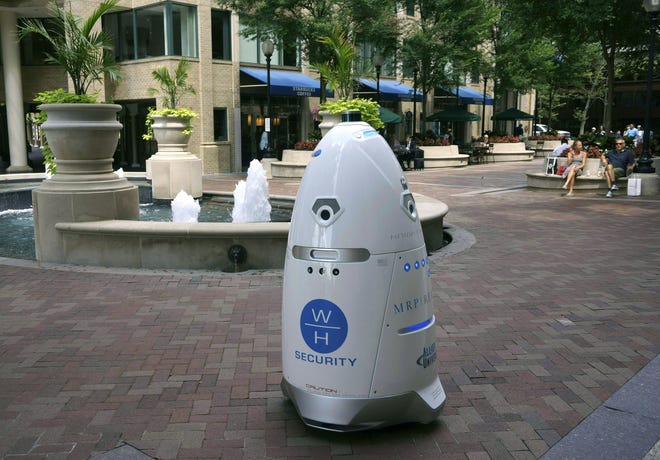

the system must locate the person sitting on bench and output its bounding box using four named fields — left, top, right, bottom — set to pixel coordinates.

left=402, top=135, right=416, bottom=170
left=603, top=140, right=635, bottom=198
